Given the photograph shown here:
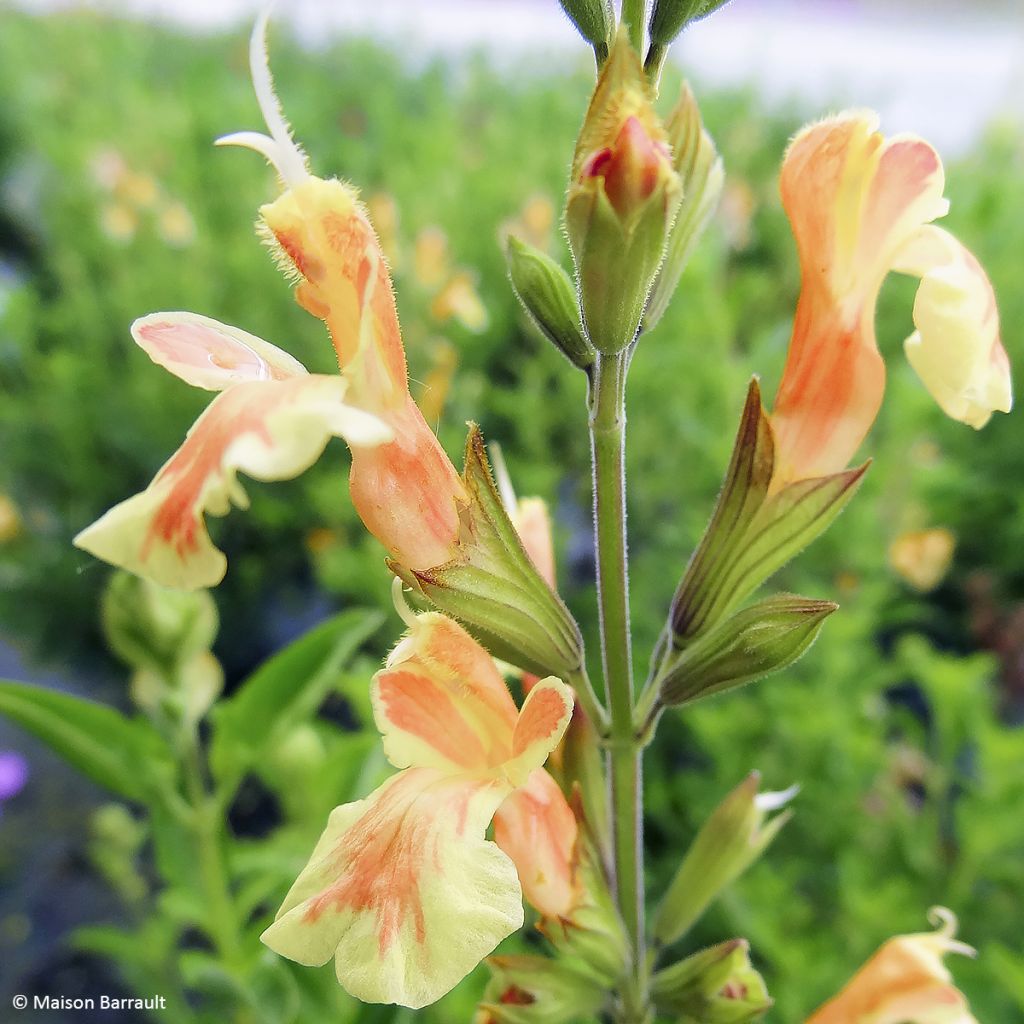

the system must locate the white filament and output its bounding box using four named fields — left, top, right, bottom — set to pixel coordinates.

left=391, top=577, right=419, bottom=630
left=215, top=8, right=310, bottom=189
left=755, top=783, right=800, bottom=812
